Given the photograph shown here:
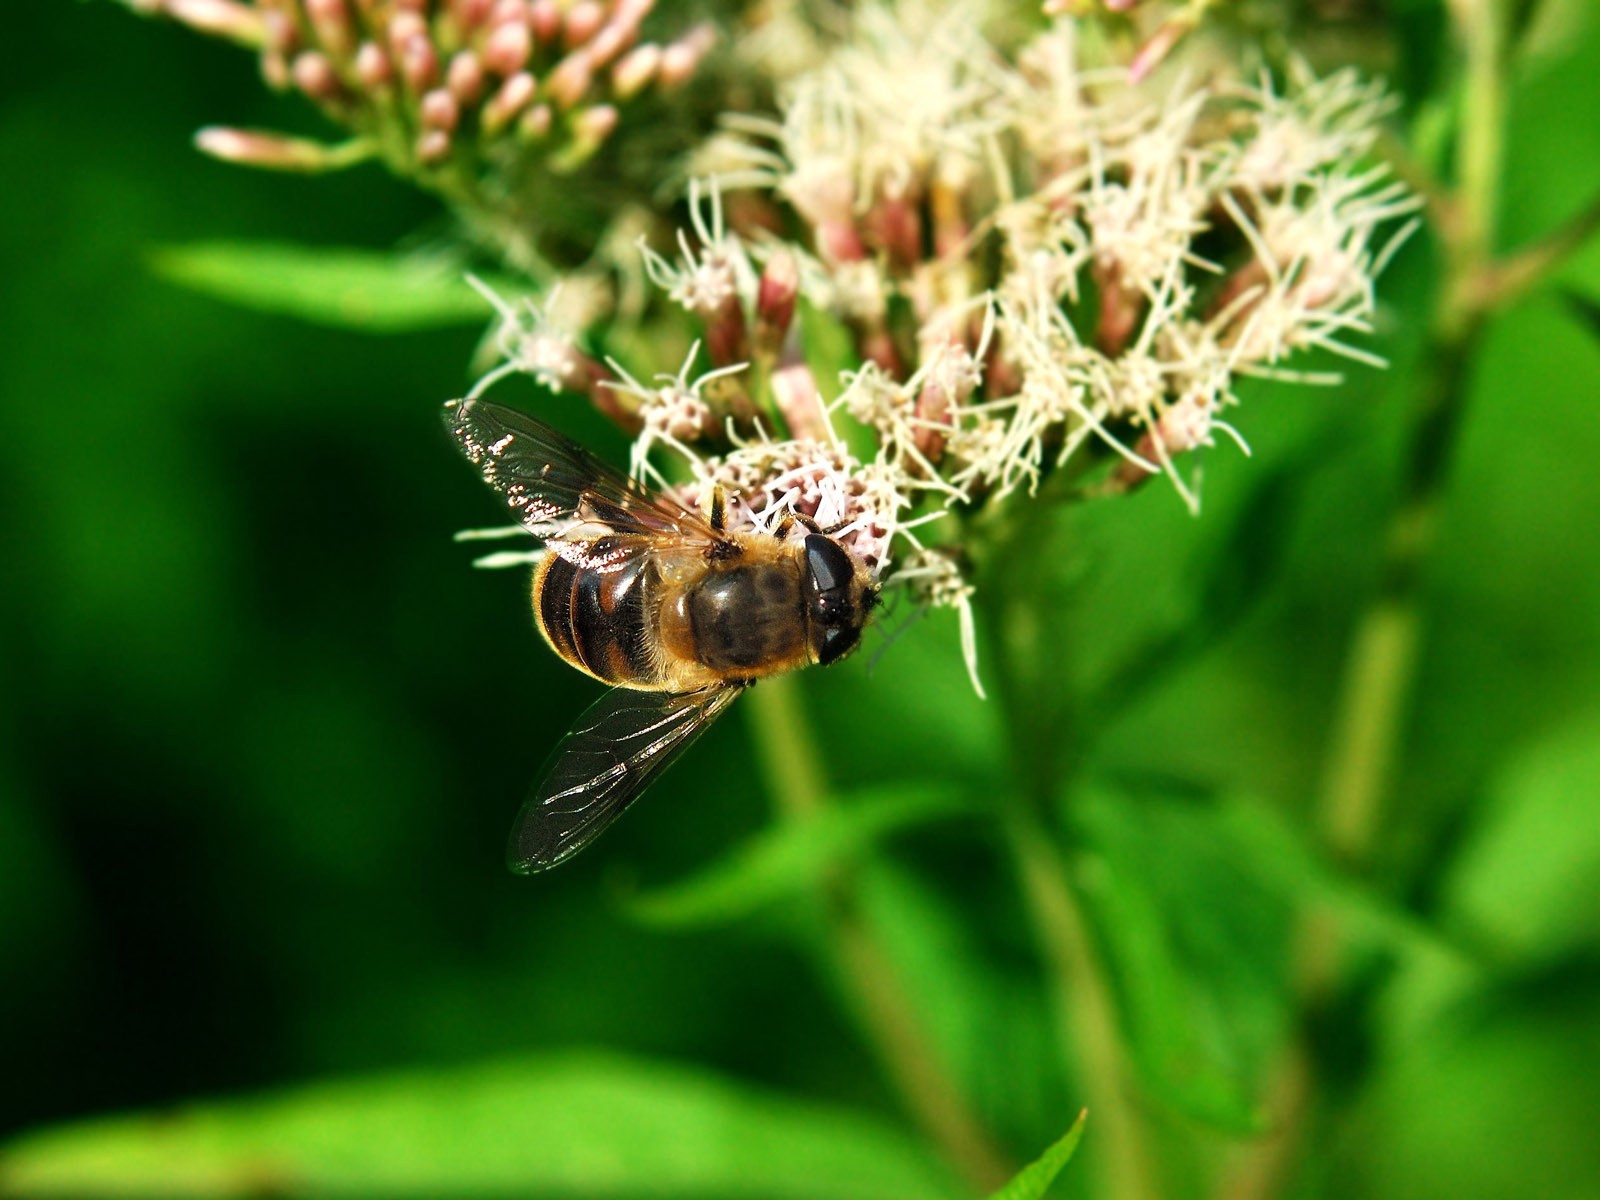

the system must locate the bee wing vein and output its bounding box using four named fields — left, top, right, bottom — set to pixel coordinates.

left=508, top=686, right=741, bottom=873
